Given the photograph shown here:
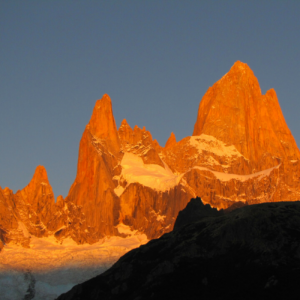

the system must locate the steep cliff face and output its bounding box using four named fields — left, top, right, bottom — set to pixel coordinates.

left=66, top=94, right=122, bottom=239
left=193, top=61, right=300, bottom=169
left=18, top=165, right=56, bottom=234
left=0, top=187, right=21, bottom=247
left=164, top=132, right=176, bottom=149
left=118, top=183, right=192, bottom=239
left=1, top=62, right=300, bottom=248
left=0, top=167, right=55, bottom=247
